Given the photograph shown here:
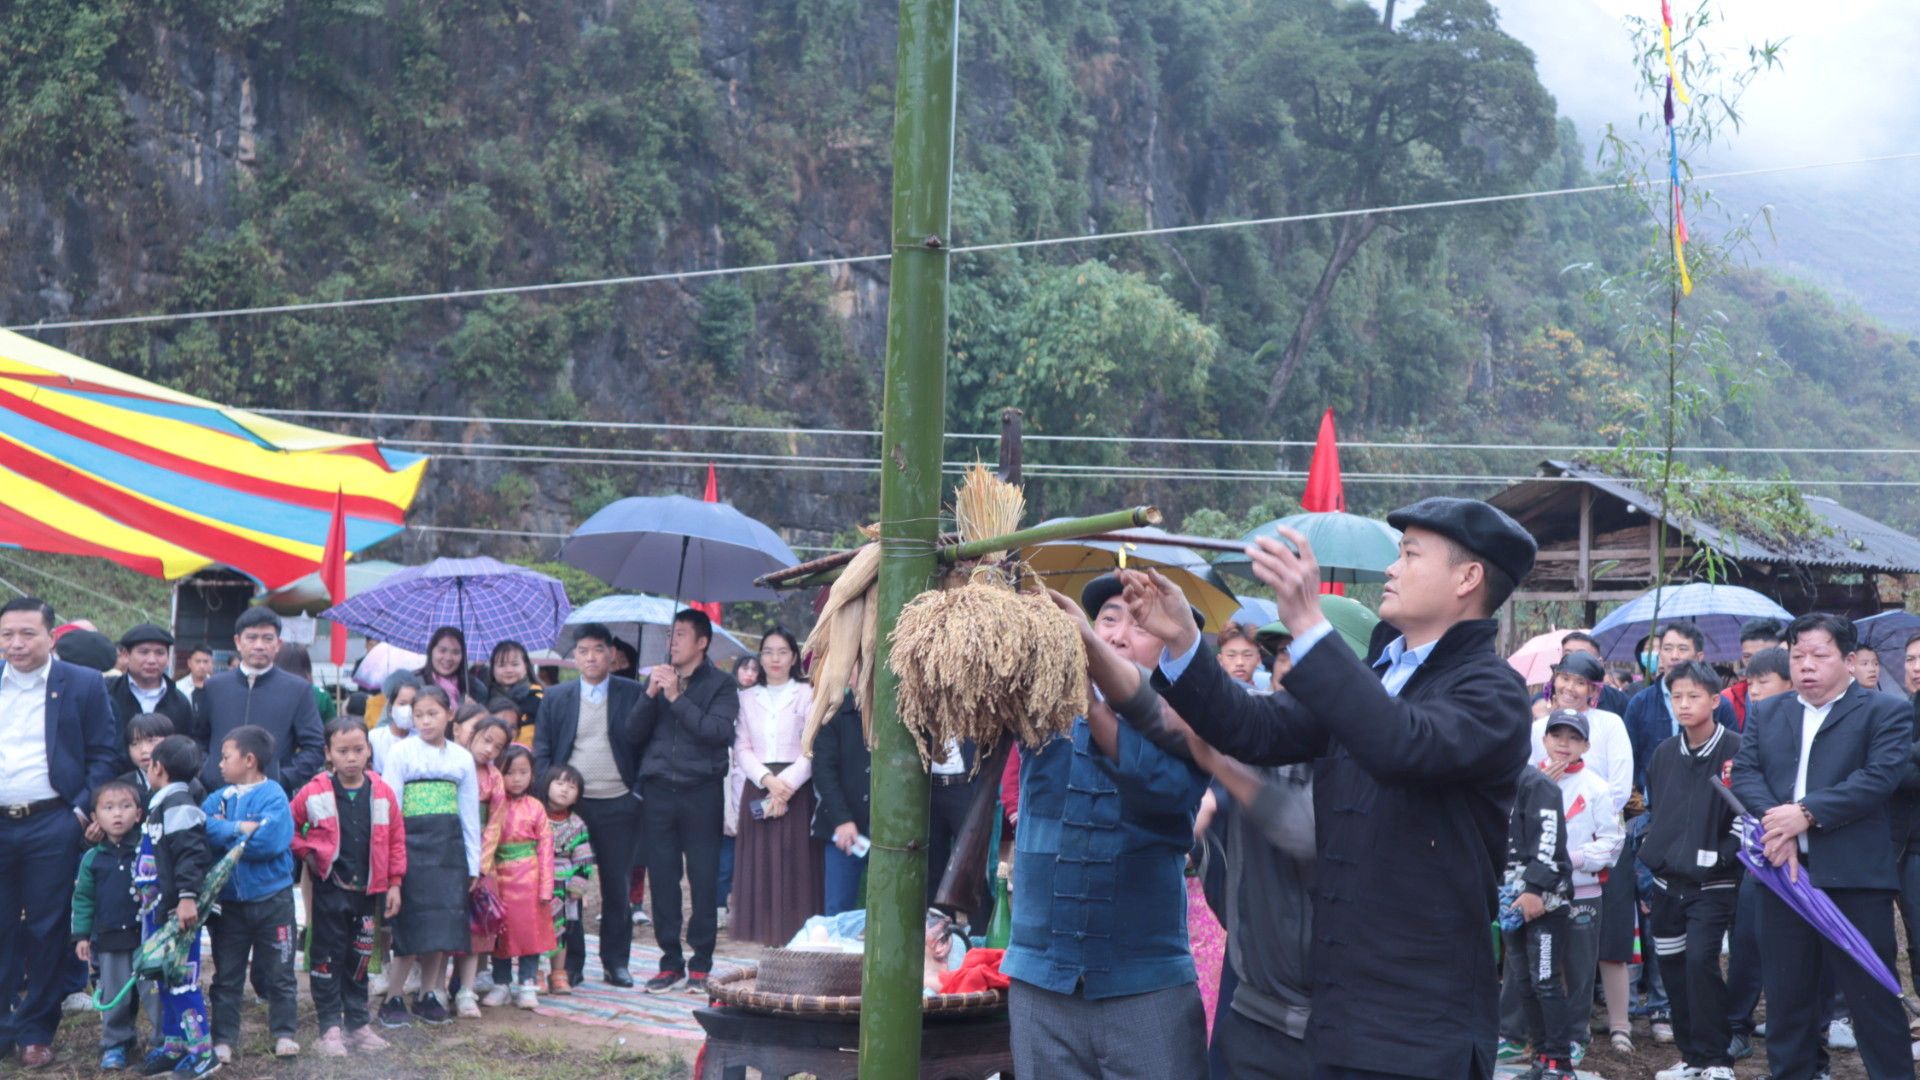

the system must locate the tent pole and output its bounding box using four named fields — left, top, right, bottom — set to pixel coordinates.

left=860, top=0, right=959, bottom=1070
